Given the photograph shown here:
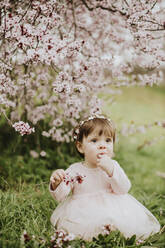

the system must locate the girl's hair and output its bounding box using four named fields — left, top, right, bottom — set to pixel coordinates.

left=73, top=116, right=116, bottom=144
